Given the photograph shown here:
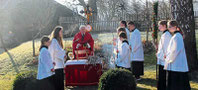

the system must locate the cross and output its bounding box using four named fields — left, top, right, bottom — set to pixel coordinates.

left=80, top=5, right=94, bottom=24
